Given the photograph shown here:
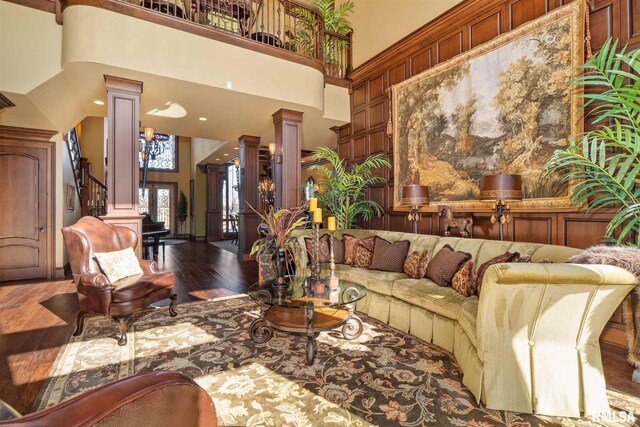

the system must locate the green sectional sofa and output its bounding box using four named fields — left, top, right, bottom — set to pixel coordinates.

left=292, top=229, right=637, bottom=417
